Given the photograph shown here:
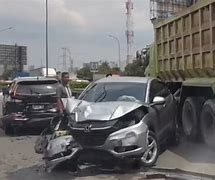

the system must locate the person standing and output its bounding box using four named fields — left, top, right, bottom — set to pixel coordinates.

left=56, top=72, right=72, bottom=114
left=55, top=72, right=78, bottom=173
